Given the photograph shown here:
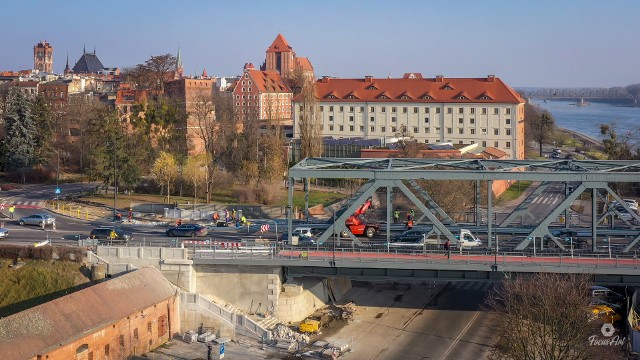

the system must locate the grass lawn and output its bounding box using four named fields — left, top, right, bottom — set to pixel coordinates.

left=498, top=181, right=533, bottom=203
left=289, top=191, right=345, bottom=208
left=0, top=260, right=89, bottom=317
